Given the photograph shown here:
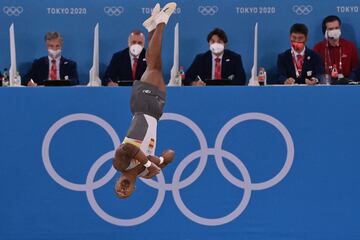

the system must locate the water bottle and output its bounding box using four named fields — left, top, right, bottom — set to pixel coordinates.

left=12, top=71, right=21, bottom=86
left=258, top=67, right=267, bottom=86
left=330, top=64, right=339, bottom=84
left=2, top=68, right=9, bottom=87
left=174, top=71, right=182, bottom=86
left=179, top=66, right=185, bottom=84
left=323, top=74, right=331, bottom=85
